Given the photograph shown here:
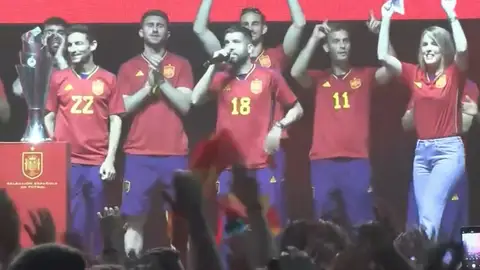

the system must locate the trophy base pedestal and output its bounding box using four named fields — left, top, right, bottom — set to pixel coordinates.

left=0, top=142, right=69, bottom=247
